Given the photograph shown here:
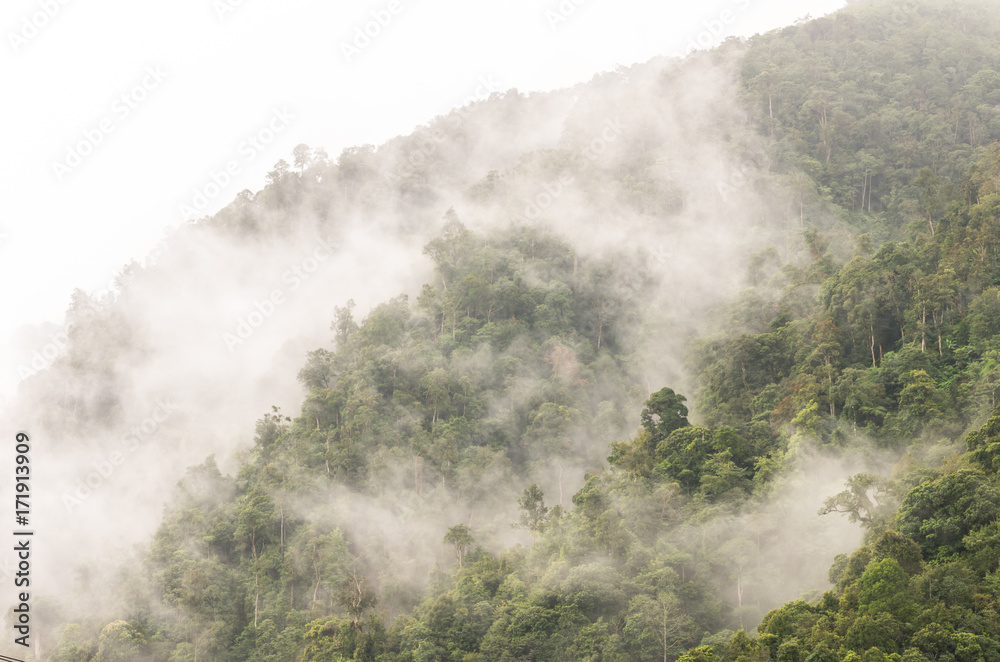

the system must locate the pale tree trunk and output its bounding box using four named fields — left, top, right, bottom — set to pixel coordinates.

left=313, top=541, right=322, bottom=605
left=921, top=302, right=927, bottom=352
left=661, top=607, right=669, bottom=662
left=768, top=94, right=774, bottom=137
left=254, top=573, right=260, bottom=627
left=935, top=310, right=943, bottom=355
left=734, top=562, right=747, bottom=630
left=827, top=359, right=835, bottom=416
left=861, top=171, right=867, bottom=212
